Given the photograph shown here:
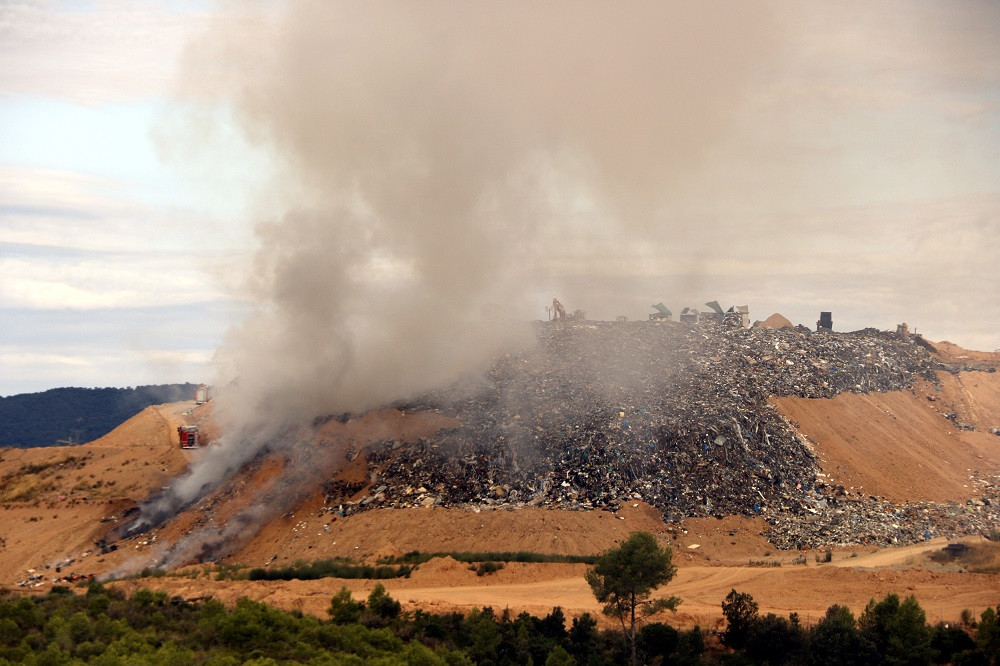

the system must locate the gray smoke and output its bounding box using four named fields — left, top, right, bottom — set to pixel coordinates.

left=132, top=2, right=783, bottom=537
